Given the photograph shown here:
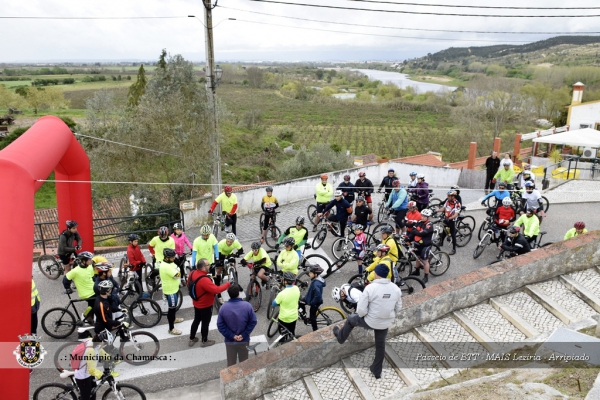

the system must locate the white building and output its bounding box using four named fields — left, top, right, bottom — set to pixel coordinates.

left=567, top=82, right=600, bottom=130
